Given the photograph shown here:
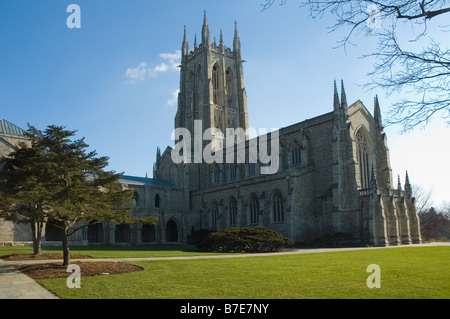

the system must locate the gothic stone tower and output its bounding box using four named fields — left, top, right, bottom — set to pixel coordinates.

left=175, top=12, right=249, bottom=154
